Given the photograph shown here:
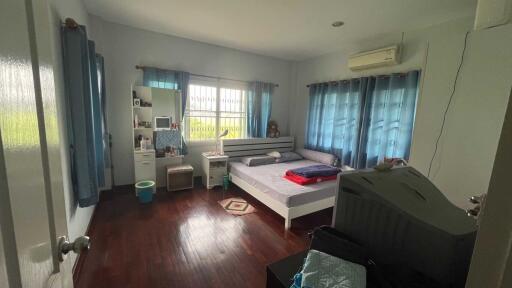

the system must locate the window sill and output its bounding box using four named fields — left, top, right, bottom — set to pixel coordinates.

left=185, top=140, right=216, bottom=147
